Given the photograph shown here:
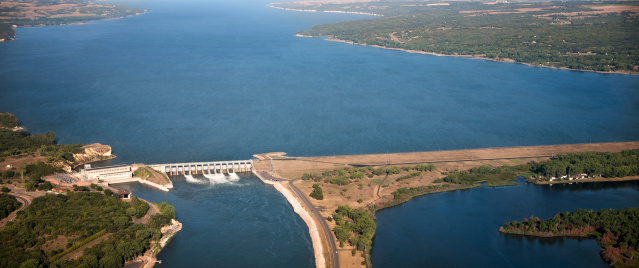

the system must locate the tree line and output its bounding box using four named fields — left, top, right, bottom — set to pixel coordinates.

left=500, top=208, right=639, bottom=267
left=529, top=149, right=639, bottom=181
